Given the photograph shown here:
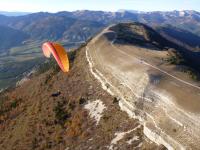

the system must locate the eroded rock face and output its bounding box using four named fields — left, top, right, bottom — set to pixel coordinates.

left=86, top=23, right=200, bottom=149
